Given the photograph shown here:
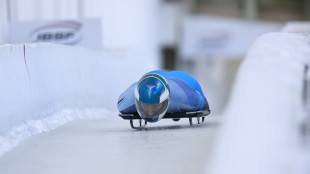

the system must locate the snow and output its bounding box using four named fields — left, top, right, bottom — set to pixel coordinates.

left=207, top=33, right=310, bottom=174
left=0, top=43, right=158, bottom=157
